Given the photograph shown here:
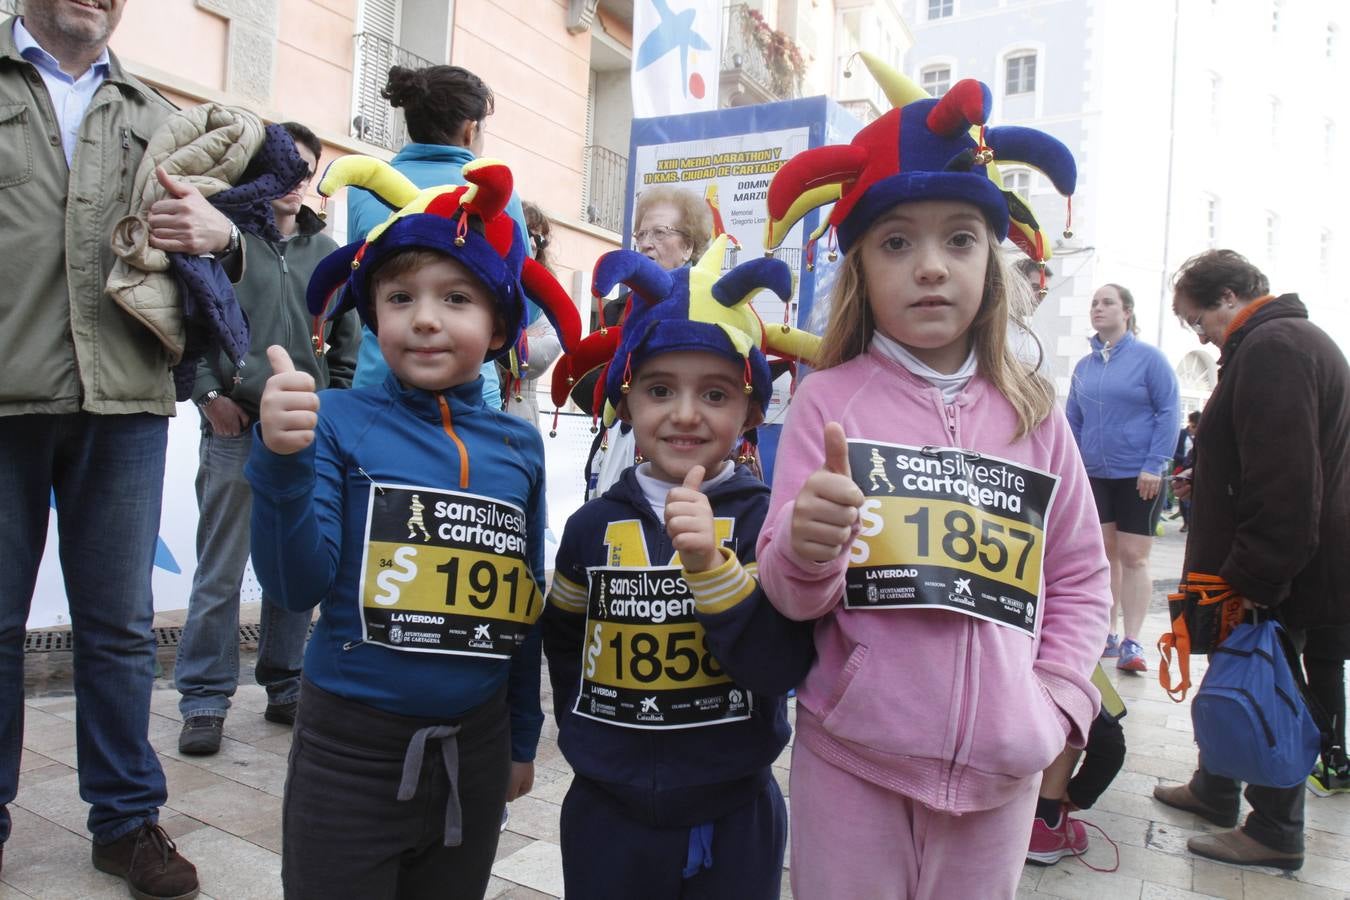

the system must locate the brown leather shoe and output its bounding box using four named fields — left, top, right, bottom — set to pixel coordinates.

left=1152, top=783, right=1239, bottom=828
left=92, top=824, right=199, bottom=900
left=1187, top=828, right=1303, bottom=871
